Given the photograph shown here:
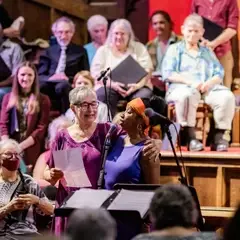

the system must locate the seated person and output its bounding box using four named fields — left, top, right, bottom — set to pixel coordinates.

left=0, top=61, right=51, bottom=167
left=91, top=18, right=153, bottom=117
left=162, top=14, right=235, bottom=152
left=33, top=116, right=72, bottom=188
left=38, top=16, right=89, bottom=113
left=132, top=184, right=219, bottom=240
left=105, top=97, right=160, bottom=190
left=66, top=208, right=116, bottom=240
left=65, top=71, right=110, bottom=123
left=84, top=15, right=108, bottom=65
left=0, top=139, right=54, bottom=240
left=0, top=23, right=24, bottom=103
left=147, top=10, right=181, bottom=96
